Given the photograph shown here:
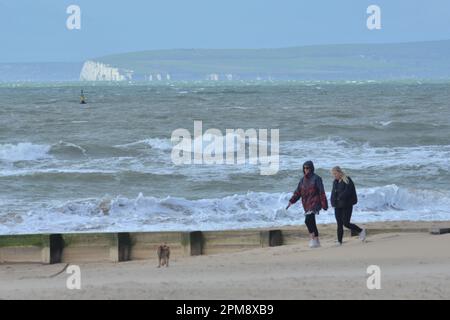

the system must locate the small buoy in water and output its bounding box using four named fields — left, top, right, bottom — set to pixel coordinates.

left=80, top=90, right=87, bottom=104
